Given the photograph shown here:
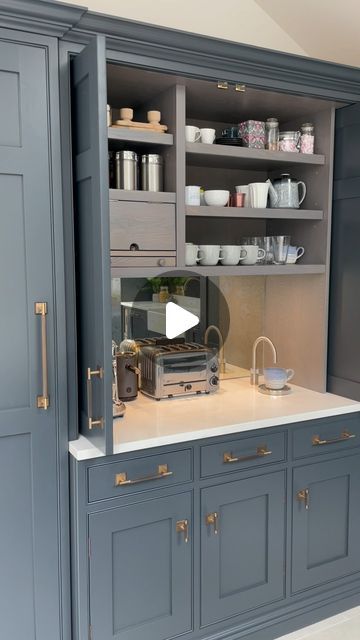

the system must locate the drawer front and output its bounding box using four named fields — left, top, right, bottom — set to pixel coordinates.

left=110, top=201, right=175, bottom=251
left=292, top=413, right=360, bottom=459
left=111, top=253, right=176, bottom=268
left=88, top=449, right=192, bottom=502
left=200, top=432, right=285, bottom=478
